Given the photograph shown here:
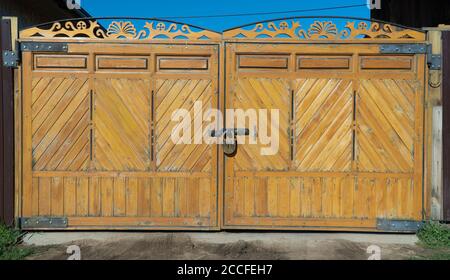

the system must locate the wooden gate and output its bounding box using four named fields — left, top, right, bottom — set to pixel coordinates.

left=18, top=19, right=220, bottom=229
left=222, top=19, right=427, bottom=231
left=16, top=17, right=429, bottom=231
